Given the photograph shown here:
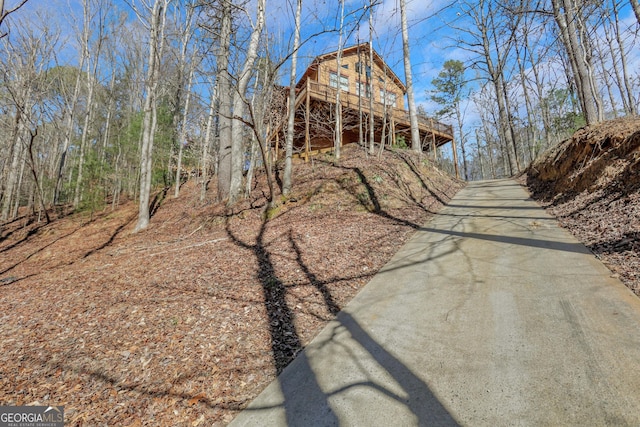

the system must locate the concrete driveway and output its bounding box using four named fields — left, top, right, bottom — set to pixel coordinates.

left=229, top=179, right=640, bottom=426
